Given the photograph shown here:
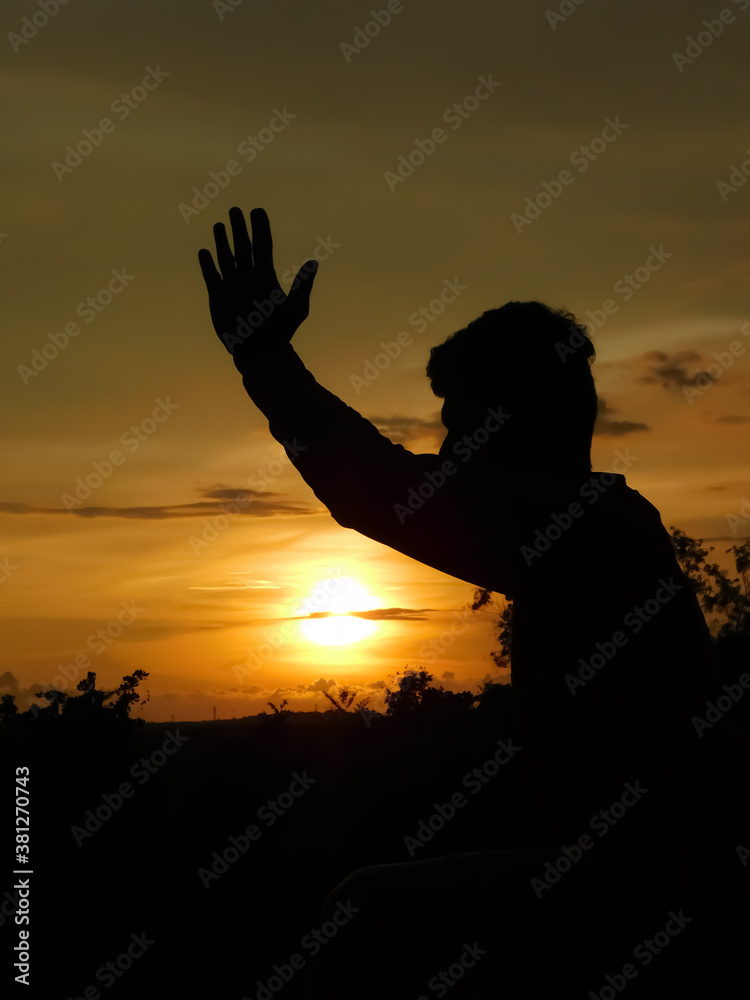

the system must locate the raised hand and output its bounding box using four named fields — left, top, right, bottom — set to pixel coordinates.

left=198, top=206, right=318, bottom=374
